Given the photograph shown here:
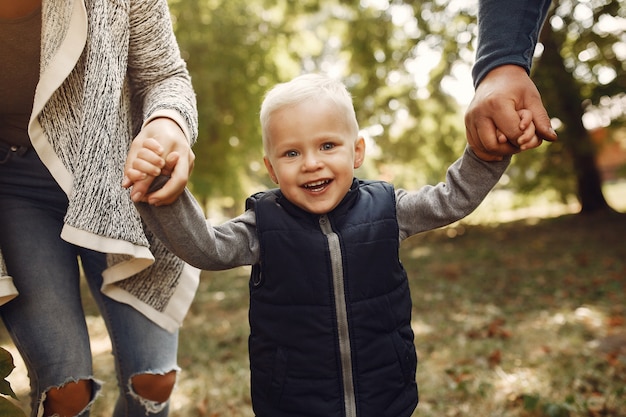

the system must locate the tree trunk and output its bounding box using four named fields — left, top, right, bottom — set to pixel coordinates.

left=534, top=9, right=612, bottom=214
